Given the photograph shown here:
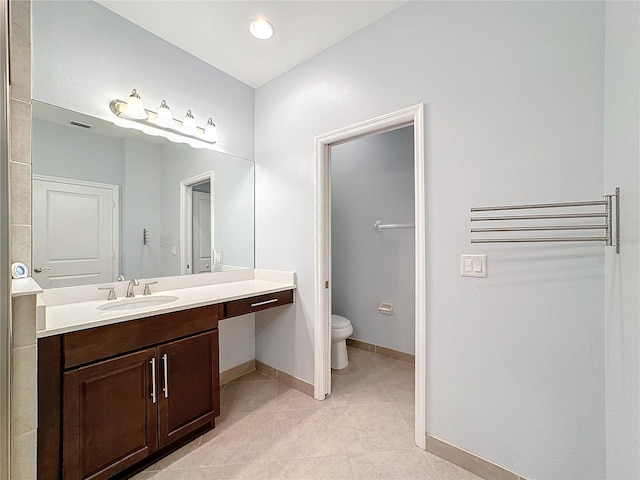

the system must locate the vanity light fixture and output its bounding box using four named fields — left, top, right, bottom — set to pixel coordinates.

left=109, top=89, right=219, bottom=147
left=155, top=100, right=173, bottom=127
left=123, top=89, right=148, bottom=120
left=181, top=110, right=197, bottom=135
left=204, top=118, right=219, bottom=143
left=249, top=18, right=275, bottom=40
